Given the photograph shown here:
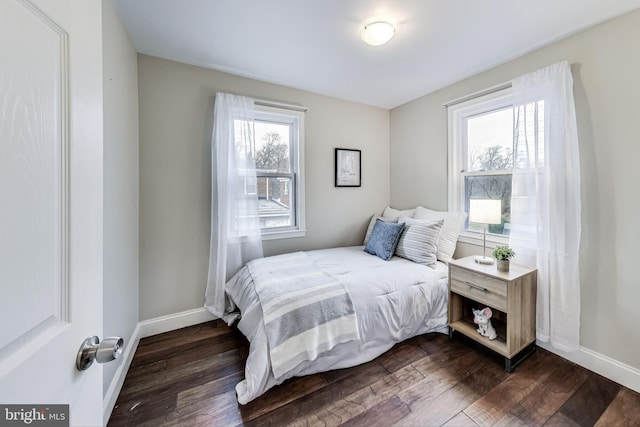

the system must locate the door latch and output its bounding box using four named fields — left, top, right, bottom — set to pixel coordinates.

left=76, top=336, right=124, bottom=371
